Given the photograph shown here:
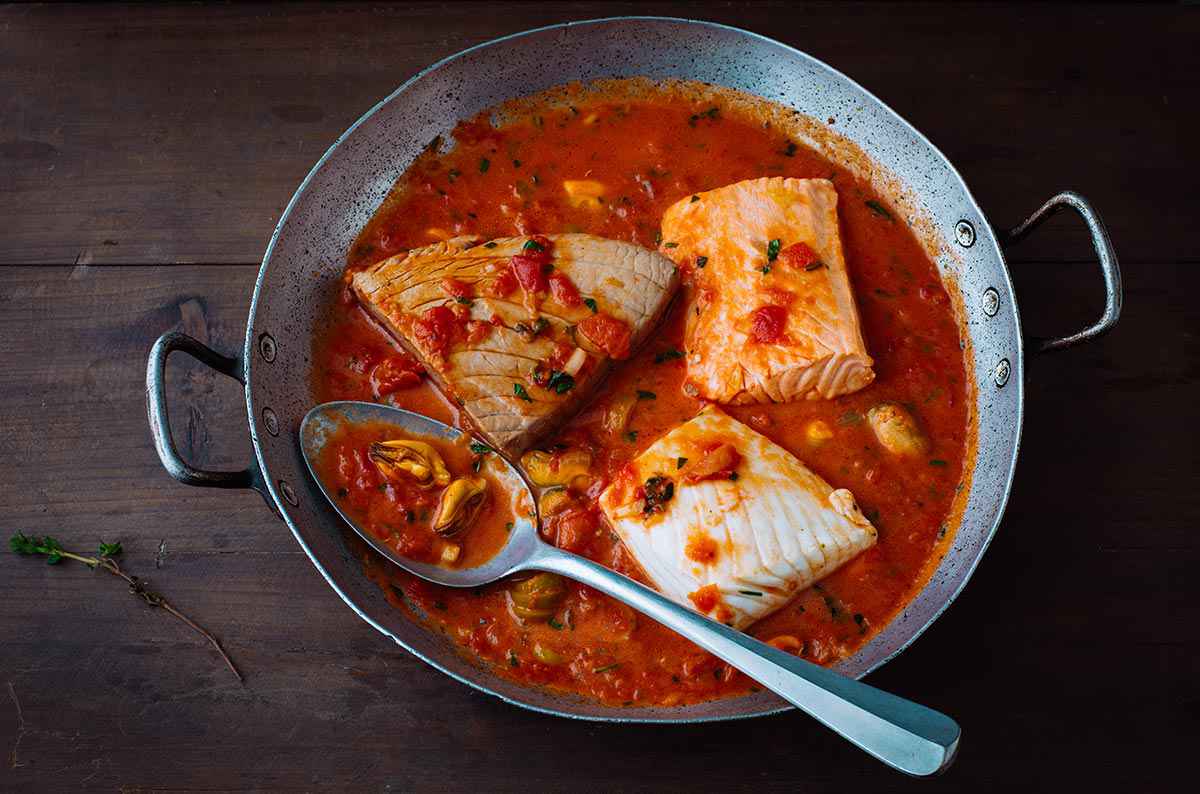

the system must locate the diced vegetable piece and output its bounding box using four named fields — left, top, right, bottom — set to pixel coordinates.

left=749, top=305, right=788, bottom=343
left=577, top=312, right=632, bottom=359
left=433, top=476, right=488, bottom=536
left=439, top=542, right=462, bottom=566
left=538, top=487, right=574, bottom=517
left=804, top=419, right=833, bottom=446
left=562, top=179, right=605, bottom=209
left=562, top=346, right=588, bottom=376
left=682, top=443, right=741, bottom=483
left=509, top=573, right=567, bottom=621
left=867, top=403, right=929, bottom=457
left=520, top=449, right=592, bottom=488
left=602, top=393, right=638, bottom=437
